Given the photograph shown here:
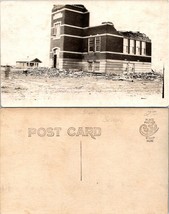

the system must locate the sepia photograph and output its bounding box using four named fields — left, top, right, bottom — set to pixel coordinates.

left=1, top=108, right=168, bottom=213
left=1, top=0, right=169, bottom=107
